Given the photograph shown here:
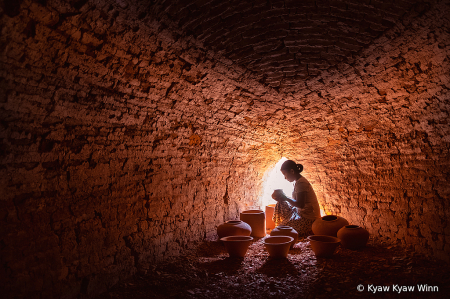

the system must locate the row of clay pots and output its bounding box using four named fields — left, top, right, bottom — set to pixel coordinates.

left=217, top=209, right=266, bottom=257
left=312, top=215, right=370, bottom=249
left=222, top=234, right=341, bottom=259
left=220, top=234, right=295, bottom=259
left=218, top=209, right=298, bottom=258
left=219, top=224, right=300, bottom=259
left=309, top=215, right=370, bottom=256
left=218, top=212, right=370, bottom=258
left=217, top=209, right=267, bottom=239
left=221, top=235, right=296, bottom=259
